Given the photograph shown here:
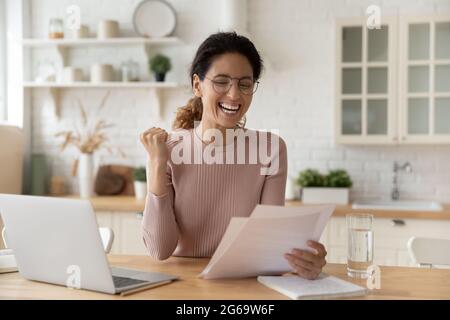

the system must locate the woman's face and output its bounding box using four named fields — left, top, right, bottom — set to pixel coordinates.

left=193, top=53, right=255, bottom=129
